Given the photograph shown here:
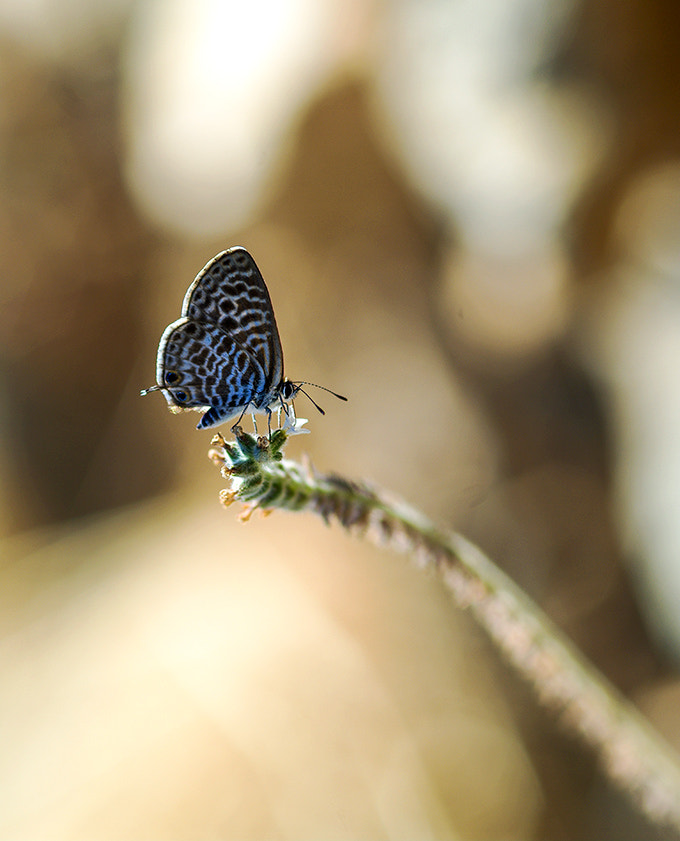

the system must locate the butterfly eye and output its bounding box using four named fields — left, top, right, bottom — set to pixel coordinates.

left=280, top=381, right=297, bottom=399
left=174, top=390, right=188, bottom=403
left=165, top=371, right=179, bottom=384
